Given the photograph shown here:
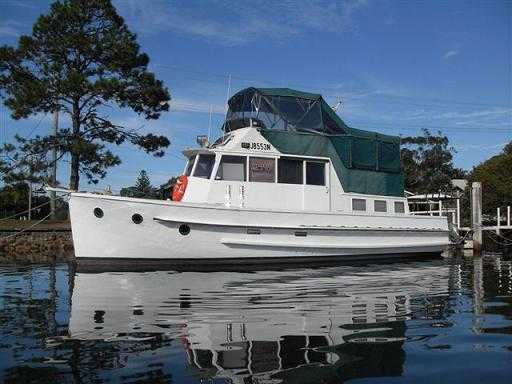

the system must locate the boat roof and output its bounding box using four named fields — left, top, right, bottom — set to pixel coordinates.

left=226, top=87, right=400, bottom=143
left=219, top=87, right=406, bottom=197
